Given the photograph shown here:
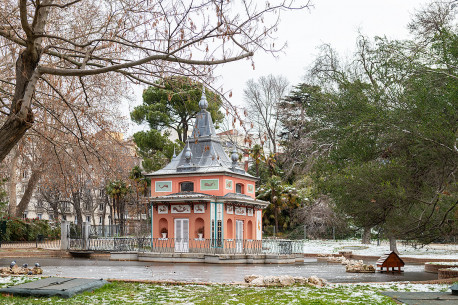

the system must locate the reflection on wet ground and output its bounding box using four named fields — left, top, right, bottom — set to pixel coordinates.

left=0, top=257, right=436, bottom=283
